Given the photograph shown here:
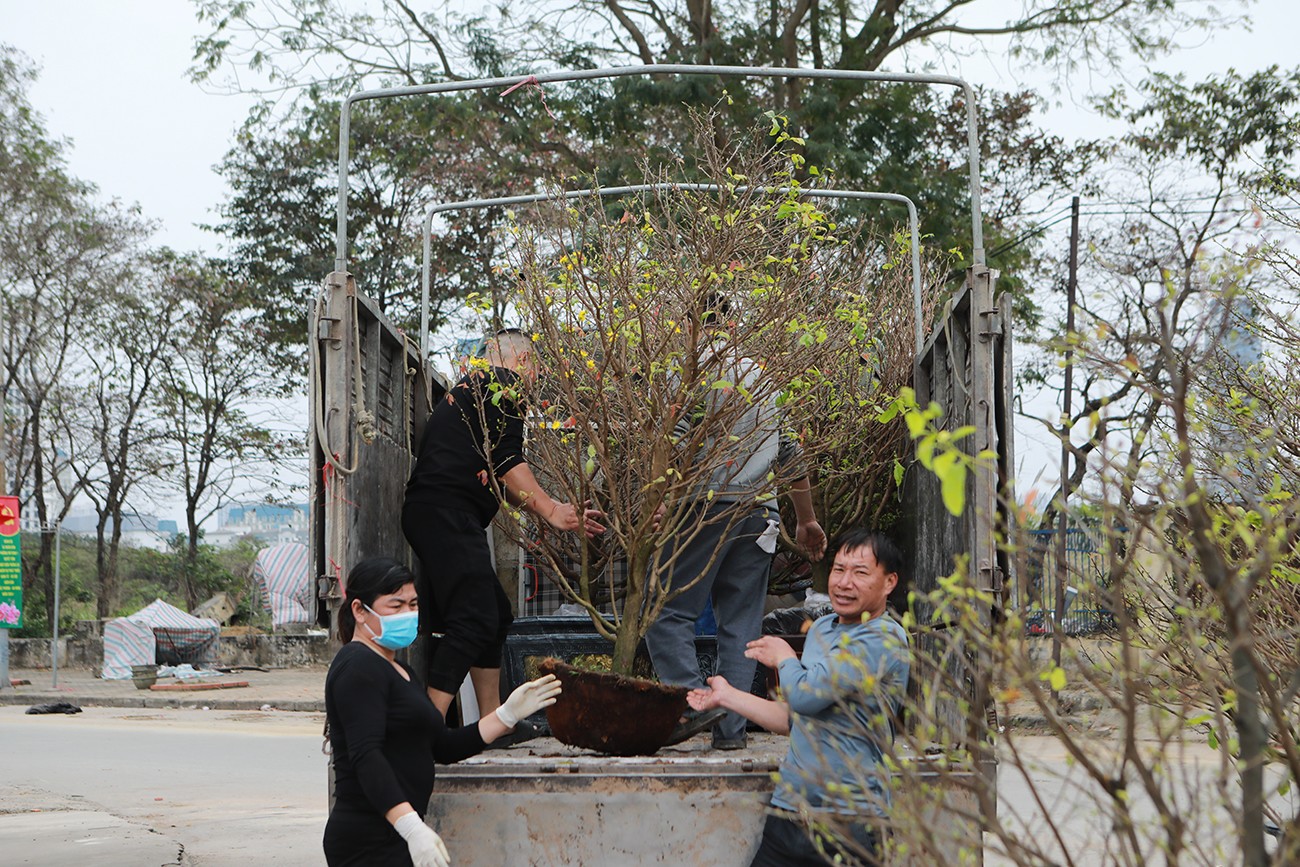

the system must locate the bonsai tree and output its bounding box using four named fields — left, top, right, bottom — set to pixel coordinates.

left=471, top=115, right=924, bottom=676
